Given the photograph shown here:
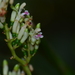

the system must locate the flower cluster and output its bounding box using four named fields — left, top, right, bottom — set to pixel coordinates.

left=0, top=0, right=43, bottom=74
left=0, top=0, right=9, bottom=28
left=2, top=60, right=34, bottom=75
left=4, top=2, right=43, bottom=58
left=0, top=0, right=13, bottom=28
left=10, top=3, right=43, bottom=58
